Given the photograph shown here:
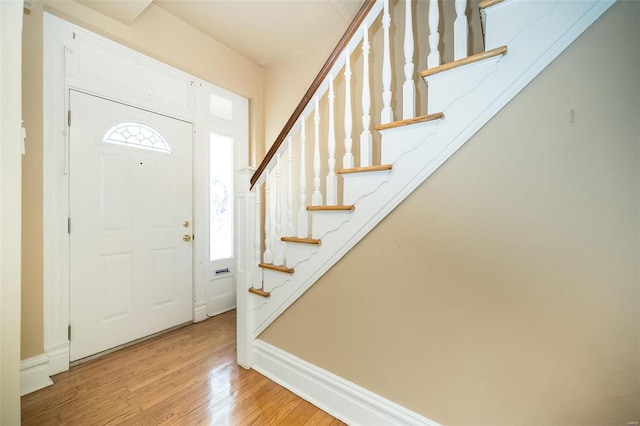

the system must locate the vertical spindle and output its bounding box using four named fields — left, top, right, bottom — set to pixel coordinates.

left=360, top=23, right=373, bottom=167
left=312, top=96, right=323, bottom=206
left=297, top=119, right=308, bottom=238
left=286, top=137, right=294, bottom=237
left=381, top=0, right=393, bottom=124
left=326, top=76, right=337, bottom=205
left=343, top=50, right=354, bottom=170
left=427, top=0, right=441, bottom=68
left=454, top=0, right=468, bottom=60
left=403, top=0, right=415, bottom=119
left=273, top=154, right=283, bottom=265
left=263, top=171, right=272, bottom=264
